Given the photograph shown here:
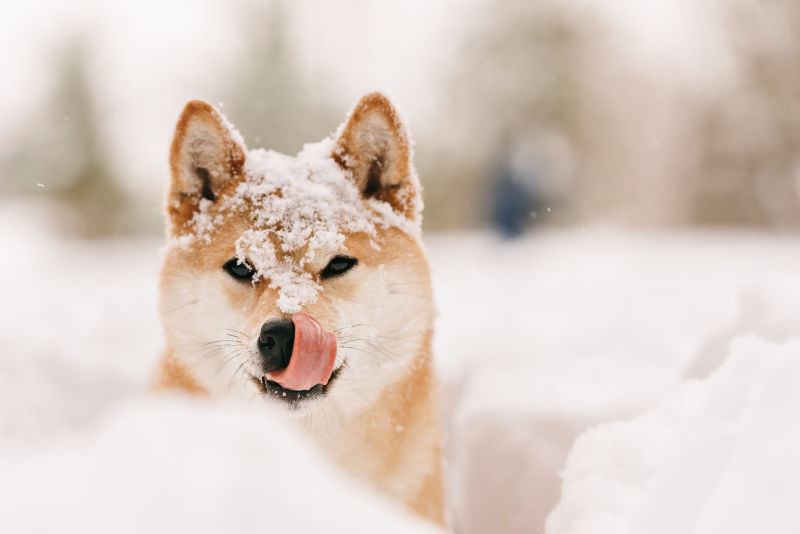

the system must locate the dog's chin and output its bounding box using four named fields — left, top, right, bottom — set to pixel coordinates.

left=250, top=365, right=343, bottom=414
